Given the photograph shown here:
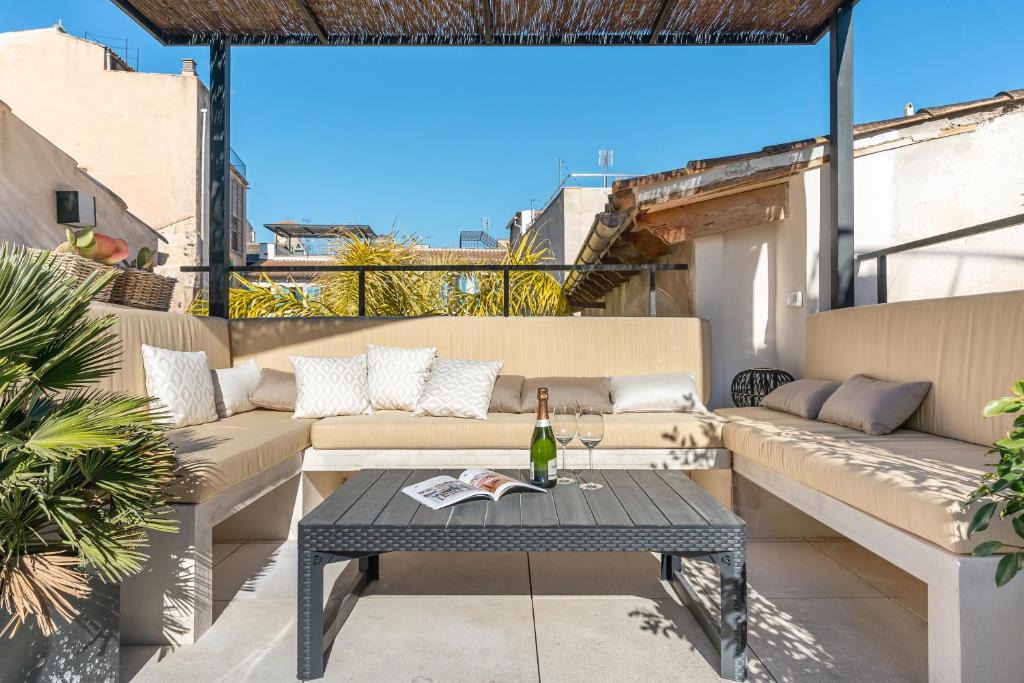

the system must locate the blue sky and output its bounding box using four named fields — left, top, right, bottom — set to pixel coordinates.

left=3, top=1, right=1022, bottom=246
